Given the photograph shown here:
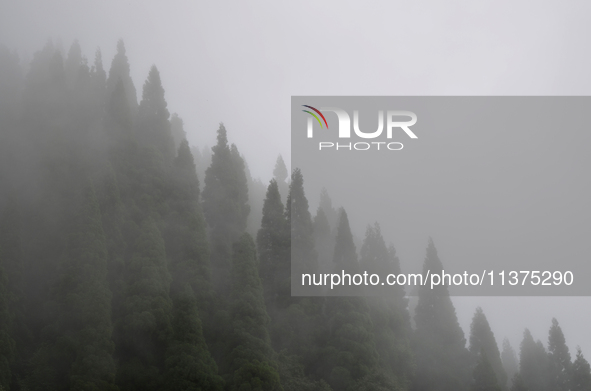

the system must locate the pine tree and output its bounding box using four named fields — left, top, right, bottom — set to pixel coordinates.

left=106, top=40, right=137, bottom=114
left=225, top=233, right=282, bottom=391
left=319, top=188, right=338, bottom=232
left=170, top=113, right=186, bottom=151
left=548, top=318, right=572, bottom=391
left=471, top=351, right=502, bottom=391
left=202, top=124, right=250, bottom=293
left=136, top=65, right=175, bottom=160
left=64, top=40, right=82, bottom=88
left=257, top=179, right=289, bottom=310
left=273, top=155, right=289, bottom=201
left=288, top=168, right=317, bottom=278
left=412, top=238, right=471, bottom=391
left=332, top=208, right=358, bottom=277
left=519, top=329, right=548, bottom=391
left=28, top=185, right=118, bottom=390
left=313, top=207, right=333, bottom=277
left=360, top=224, right=412, bottom=388
left=469, top=308, right=507, bottom=389
left=161, top=139, right=222, bottom=390
left=501, top=338, right=519, bottom=389
left=572, top=347, right=591, bottom=391
left=115, top=217, right=173, bottom=391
